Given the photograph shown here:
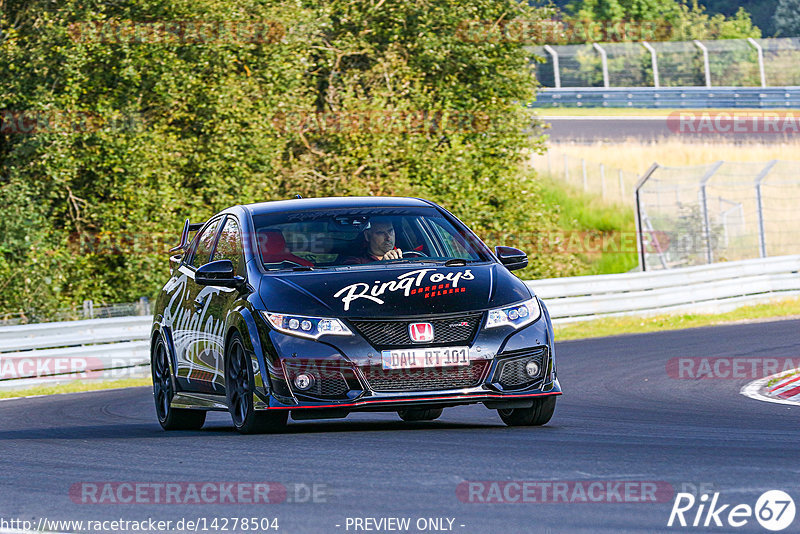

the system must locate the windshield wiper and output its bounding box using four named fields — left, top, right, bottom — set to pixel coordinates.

left=444, top=258, right=468, bottom=267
